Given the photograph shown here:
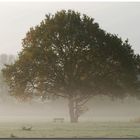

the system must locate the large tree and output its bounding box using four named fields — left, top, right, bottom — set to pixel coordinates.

left=2, top=10, right=140, bottom=123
